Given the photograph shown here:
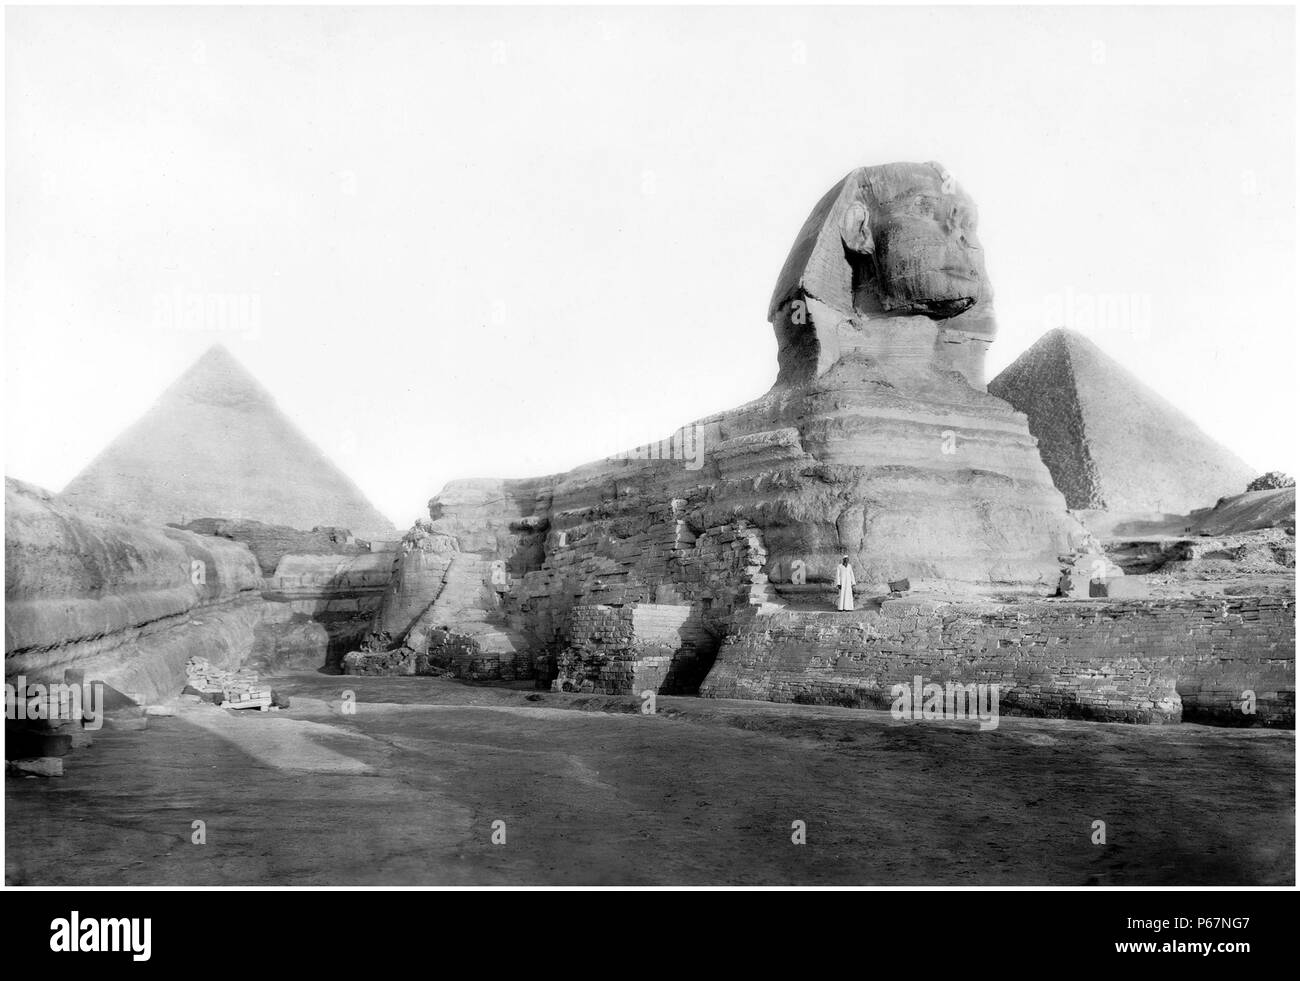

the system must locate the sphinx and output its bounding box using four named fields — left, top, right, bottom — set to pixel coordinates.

left=370, top=162, right=1092, bottom=679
